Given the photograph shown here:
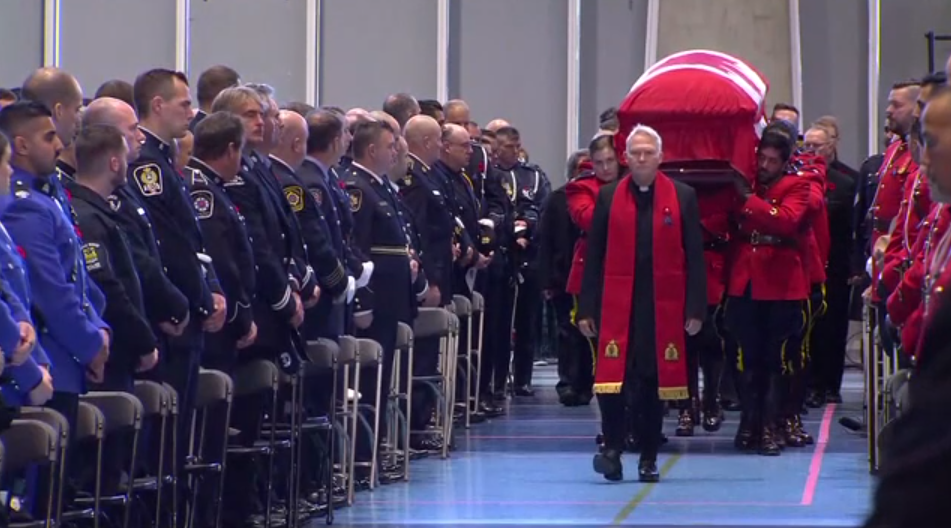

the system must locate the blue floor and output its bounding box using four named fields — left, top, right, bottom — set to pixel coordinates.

left=331, top=367, right=875, bottom=526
